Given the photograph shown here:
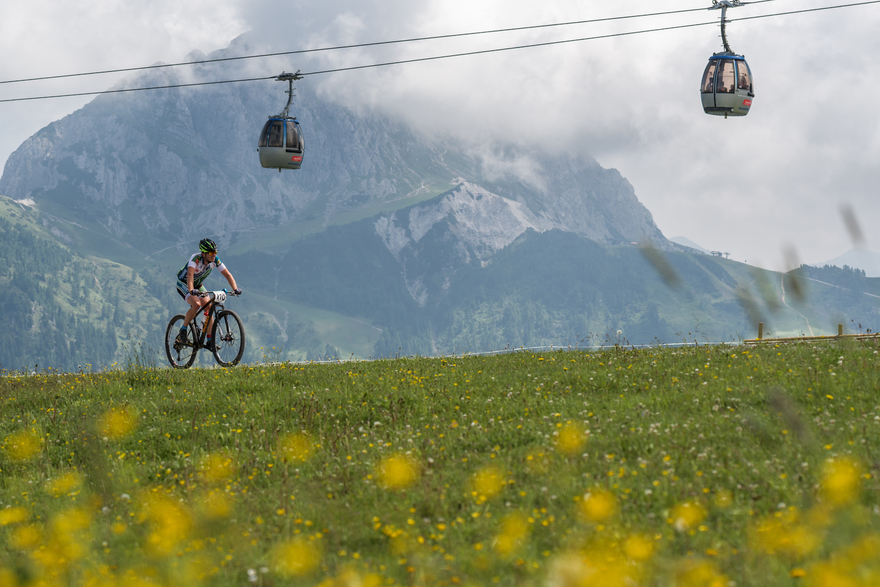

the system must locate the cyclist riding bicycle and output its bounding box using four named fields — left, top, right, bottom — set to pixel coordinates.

left=175, top=238, right=241, bottom=350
